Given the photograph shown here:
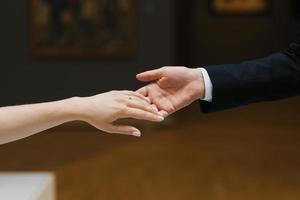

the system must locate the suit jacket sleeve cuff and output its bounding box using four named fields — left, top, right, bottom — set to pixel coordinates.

left=199, top=68, right=213, bottom=102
